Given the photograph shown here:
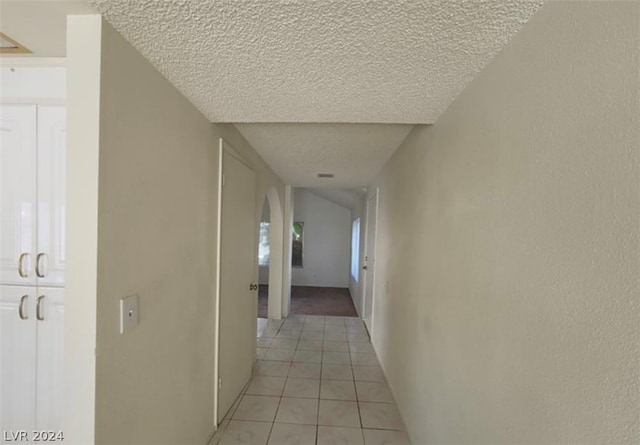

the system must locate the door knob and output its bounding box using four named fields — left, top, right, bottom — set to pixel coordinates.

left=249, top=284, right=258, bottom=291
